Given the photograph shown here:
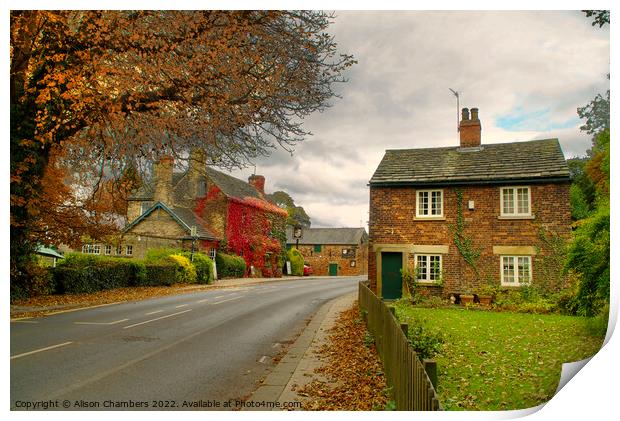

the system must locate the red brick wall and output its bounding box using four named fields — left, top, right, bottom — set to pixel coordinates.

left=295, top=243, right=368, bottom=276
left=368, top=182, right=571, bottom=295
